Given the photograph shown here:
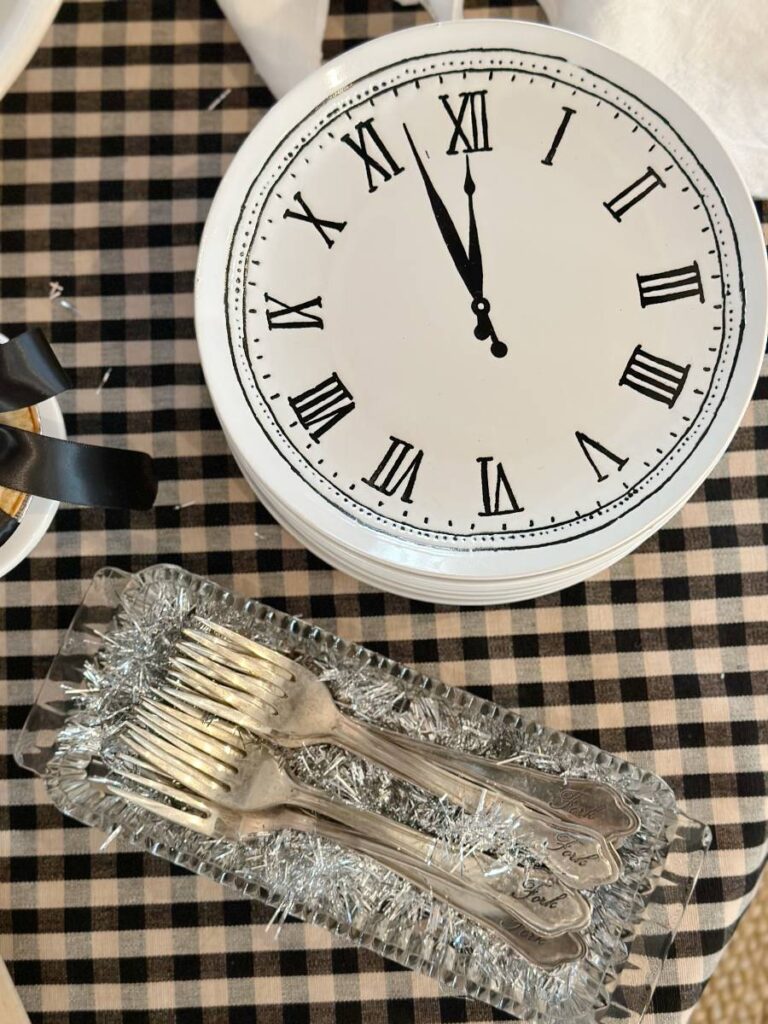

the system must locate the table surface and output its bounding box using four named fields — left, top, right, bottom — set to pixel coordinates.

left=0, top=2, right=766, bottom=1022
